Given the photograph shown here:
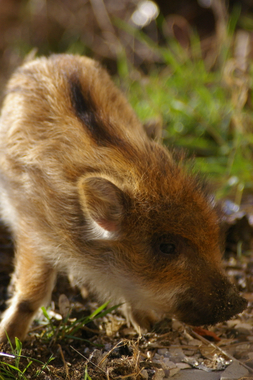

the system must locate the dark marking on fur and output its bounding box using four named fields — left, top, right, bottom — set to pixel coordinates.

left=68, top=73, right=142, bottom=162
left=17, top=300, right=34, bottom=314
left=69, top=74, right=113, bottom=146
